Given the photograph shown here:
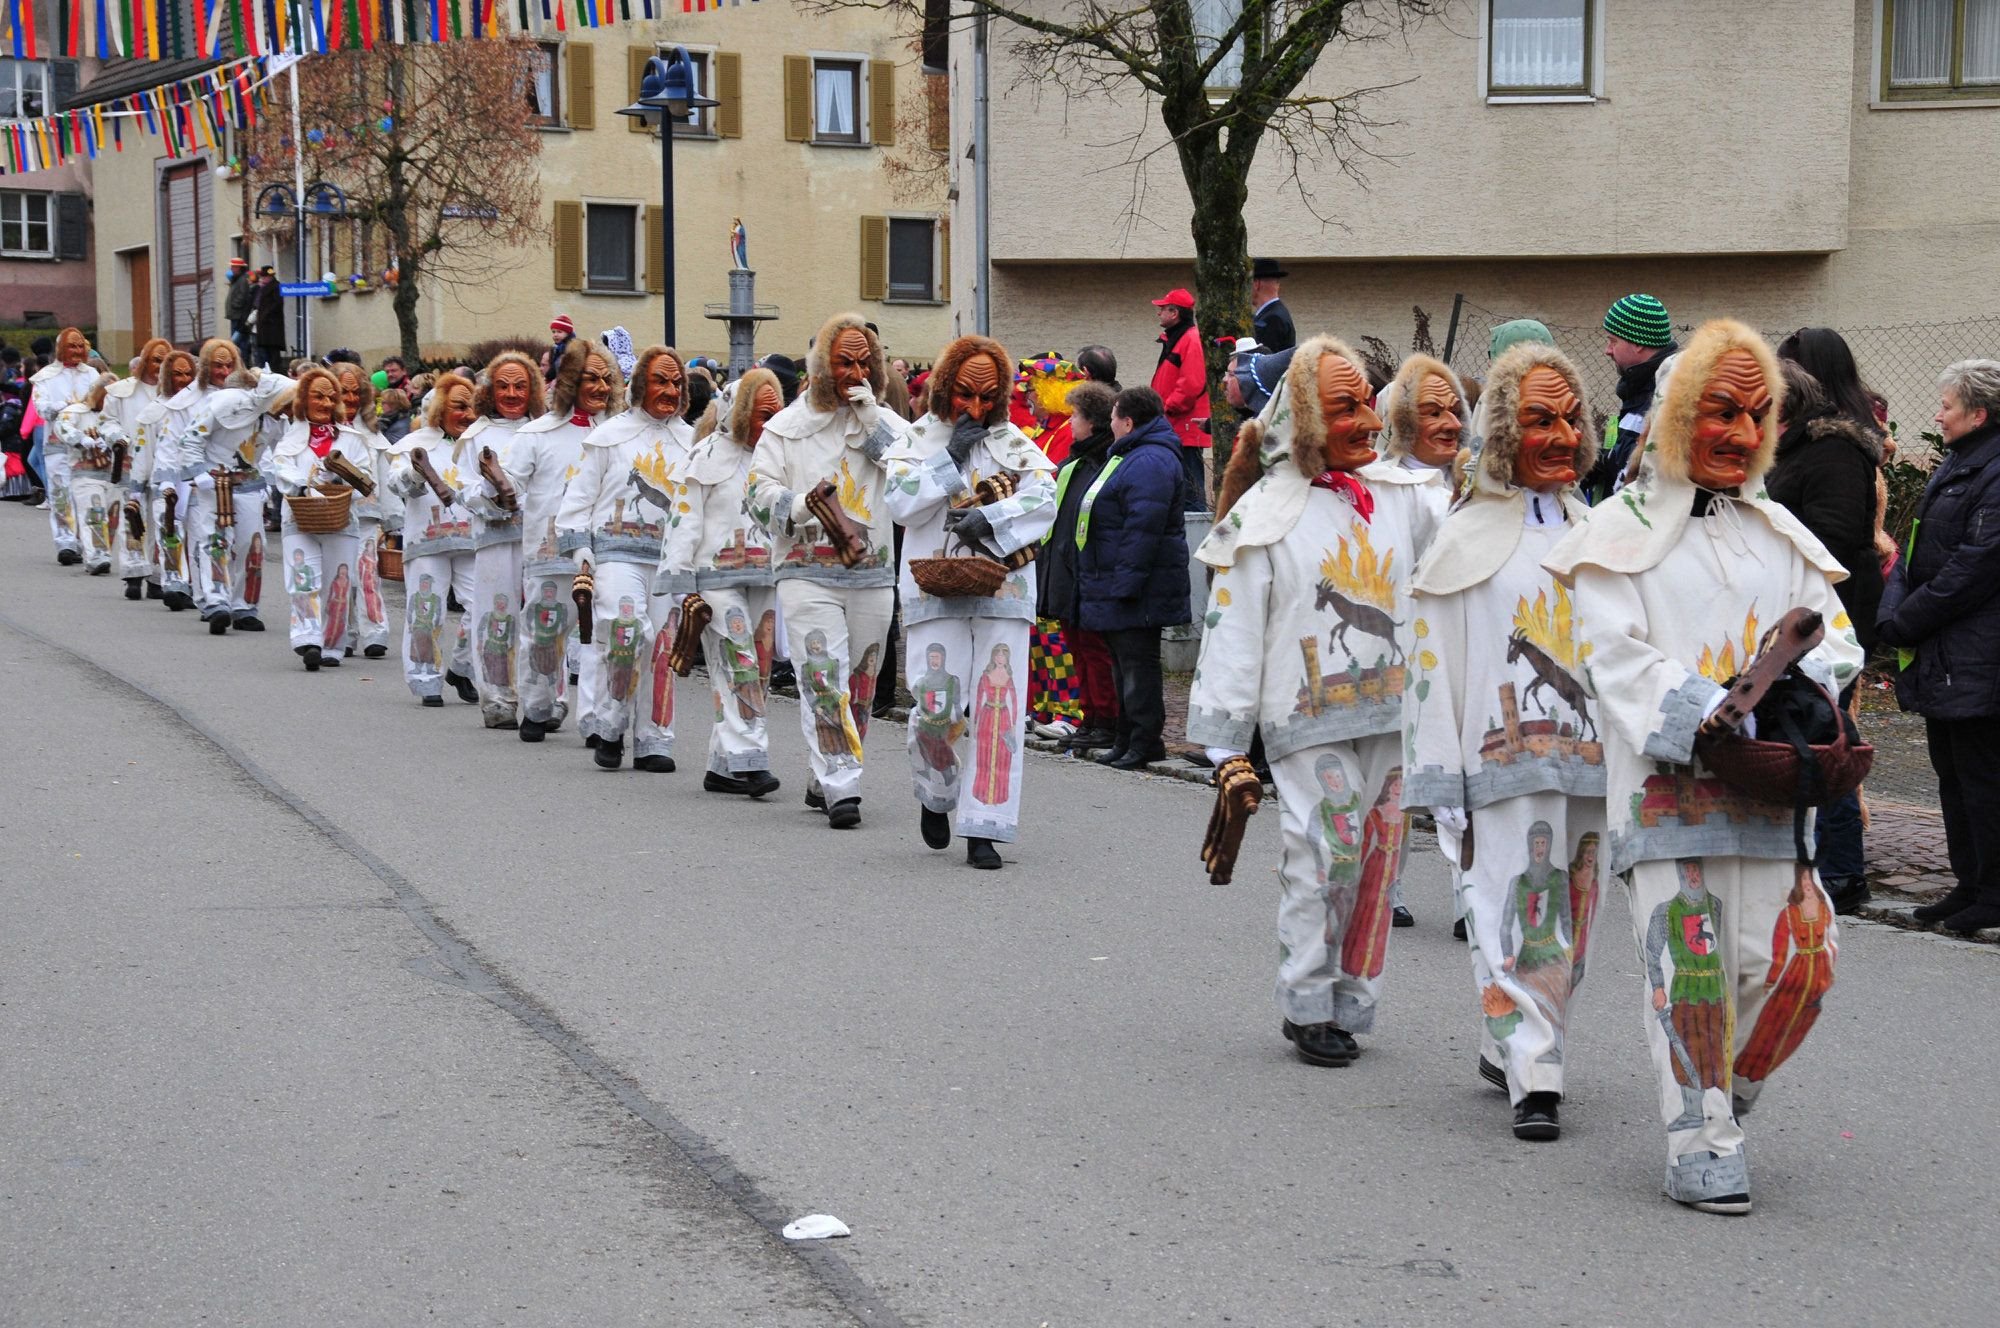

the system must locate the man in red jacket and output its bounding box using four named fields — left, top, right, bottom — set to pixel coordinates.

left=1148, top=288, right=1211, bottom=511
